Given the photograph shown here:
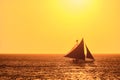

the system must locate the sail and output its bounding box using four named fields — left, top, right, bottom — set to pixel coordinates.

left=65, top=39, right=85, bottom=60
left=86, top=45, right=94, bottom=60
